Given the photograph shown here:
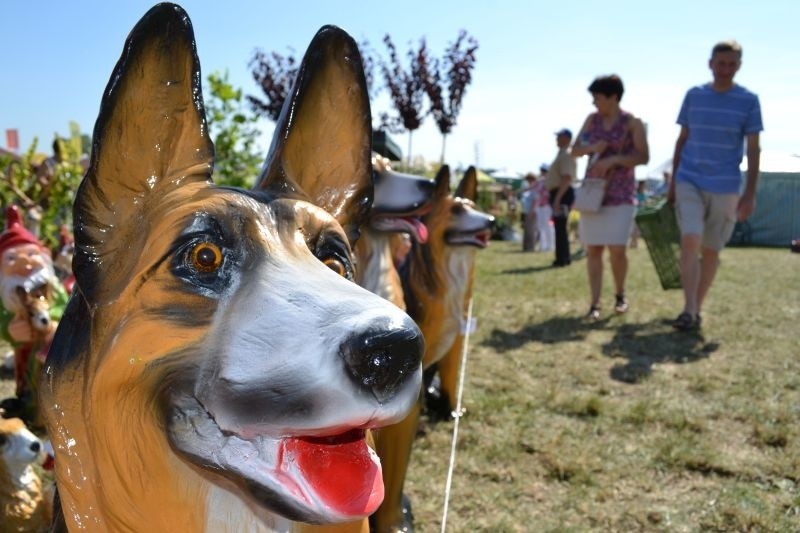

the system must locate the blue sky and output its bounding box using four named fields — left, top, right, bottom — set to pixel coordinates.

left=2, top=1, right=798, bottom=176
